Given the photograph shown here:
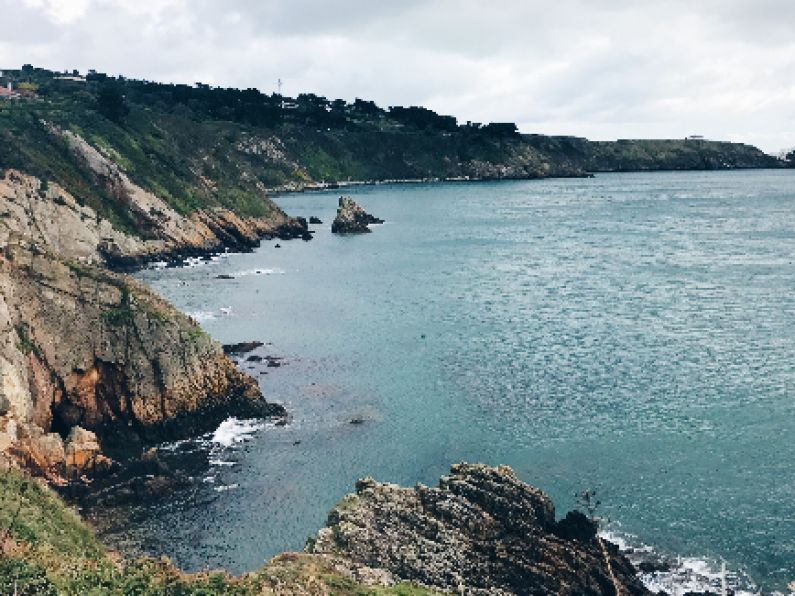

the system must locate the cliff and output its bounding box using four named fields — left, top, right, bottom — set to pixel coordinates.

left=0, top=165, right=287, bottom=481
left=0, top=234, right=284, bottom=480
left=0, top=464, right=649, bottom=595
